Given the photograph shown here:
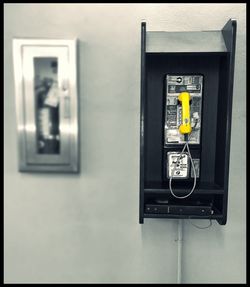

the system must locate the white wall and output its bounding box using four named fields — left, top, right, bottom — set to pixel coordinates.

left=4, top=4, right=246, bottom=284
